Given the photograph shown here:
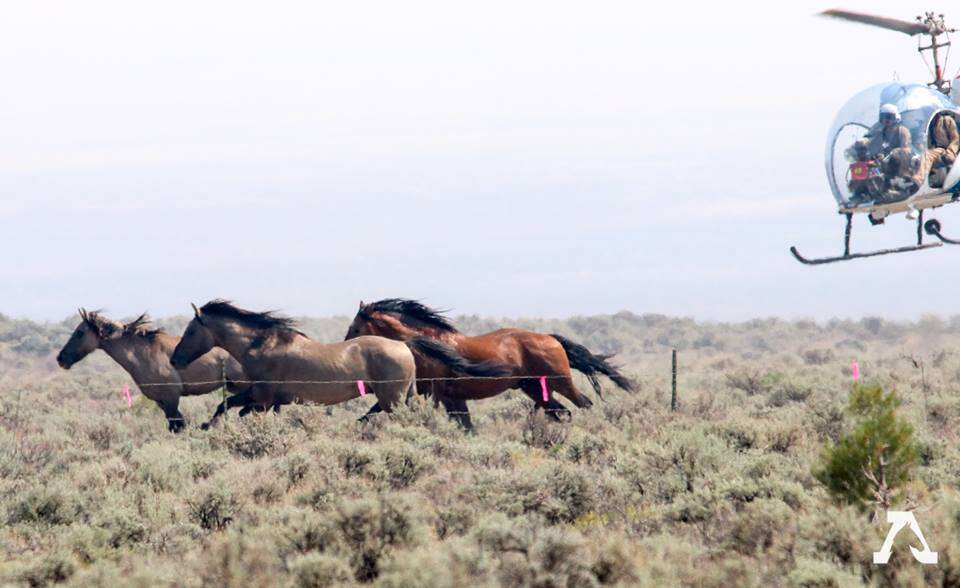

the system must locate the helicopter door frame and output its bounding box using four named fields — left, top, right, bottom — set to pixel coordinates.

left=827, top=121, right=871, bottom=209
left=930, top=110, right=960, bottom=195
